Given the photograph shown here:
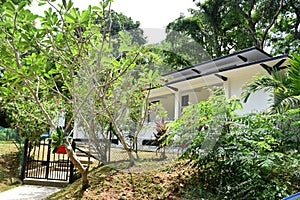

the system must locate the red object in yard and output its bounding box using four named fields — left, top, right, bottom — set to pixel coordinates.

left=56, top=144, right=66, bottom=154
